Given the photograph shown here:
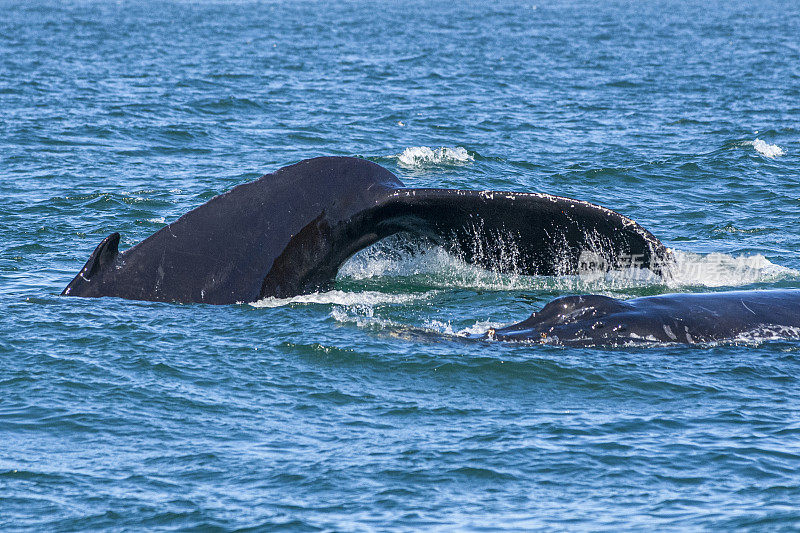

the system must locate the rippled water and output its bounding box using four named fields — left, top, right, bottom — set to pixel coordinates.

left=2, top=0, right=800, bottom=530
